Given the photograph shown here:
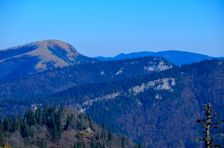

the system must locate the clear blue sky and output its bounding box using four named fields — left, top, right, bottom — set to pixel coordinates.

left=0, top=0, right=223, bottom=57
